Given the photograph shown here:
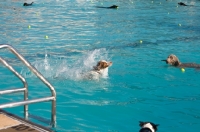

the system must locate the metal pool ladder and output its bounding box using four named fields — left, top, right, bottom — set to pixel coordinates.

left=0, top=44, right=56, bottom=127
